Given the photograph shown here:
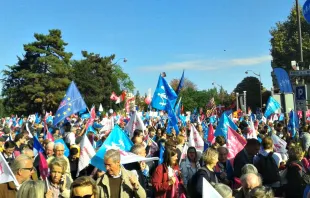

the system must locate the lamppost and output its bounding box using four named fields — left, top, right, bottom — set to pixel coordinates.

left=110, top=58, right=127, bottom=108
left=245, top=70, right=262, bottom=110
